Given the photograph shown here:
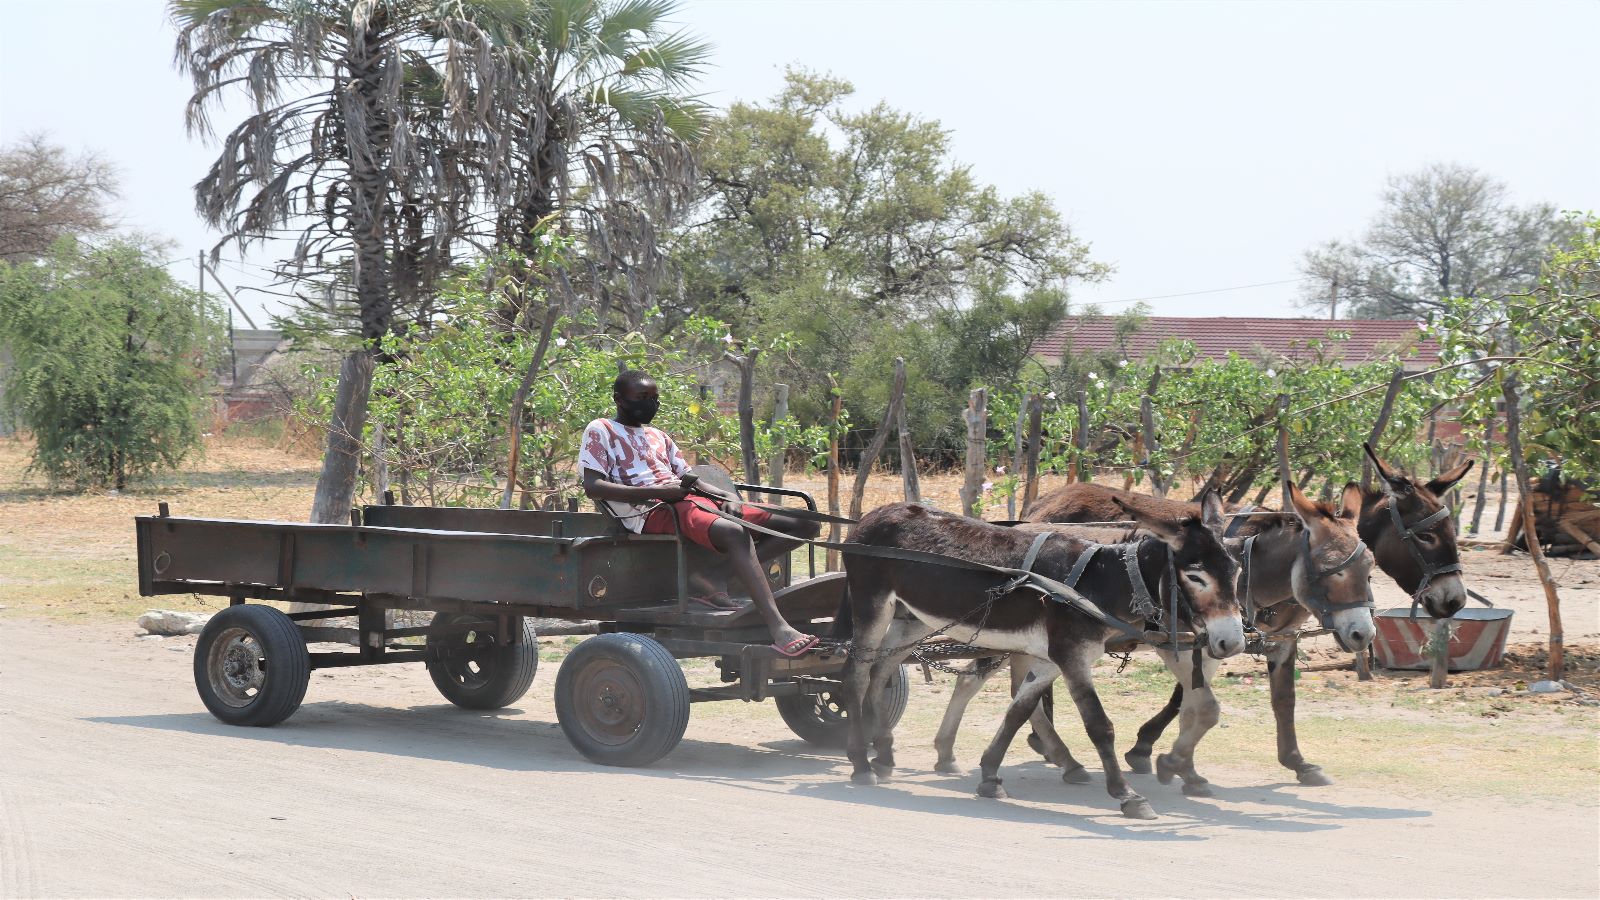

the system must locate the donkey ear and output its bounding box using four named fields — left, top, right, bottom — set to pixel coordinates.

left=1199, top=488, right=1226, bottom=534
left=1285, top=480, right=1325, bottom=523
left=1339, top=481, right=1364, bottom=521
left=1425, top=459, right=1474, bottom=497
left=1363, top=442, right=1412, bottom=497
left=1111, top=496, right=1183, bottom=548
